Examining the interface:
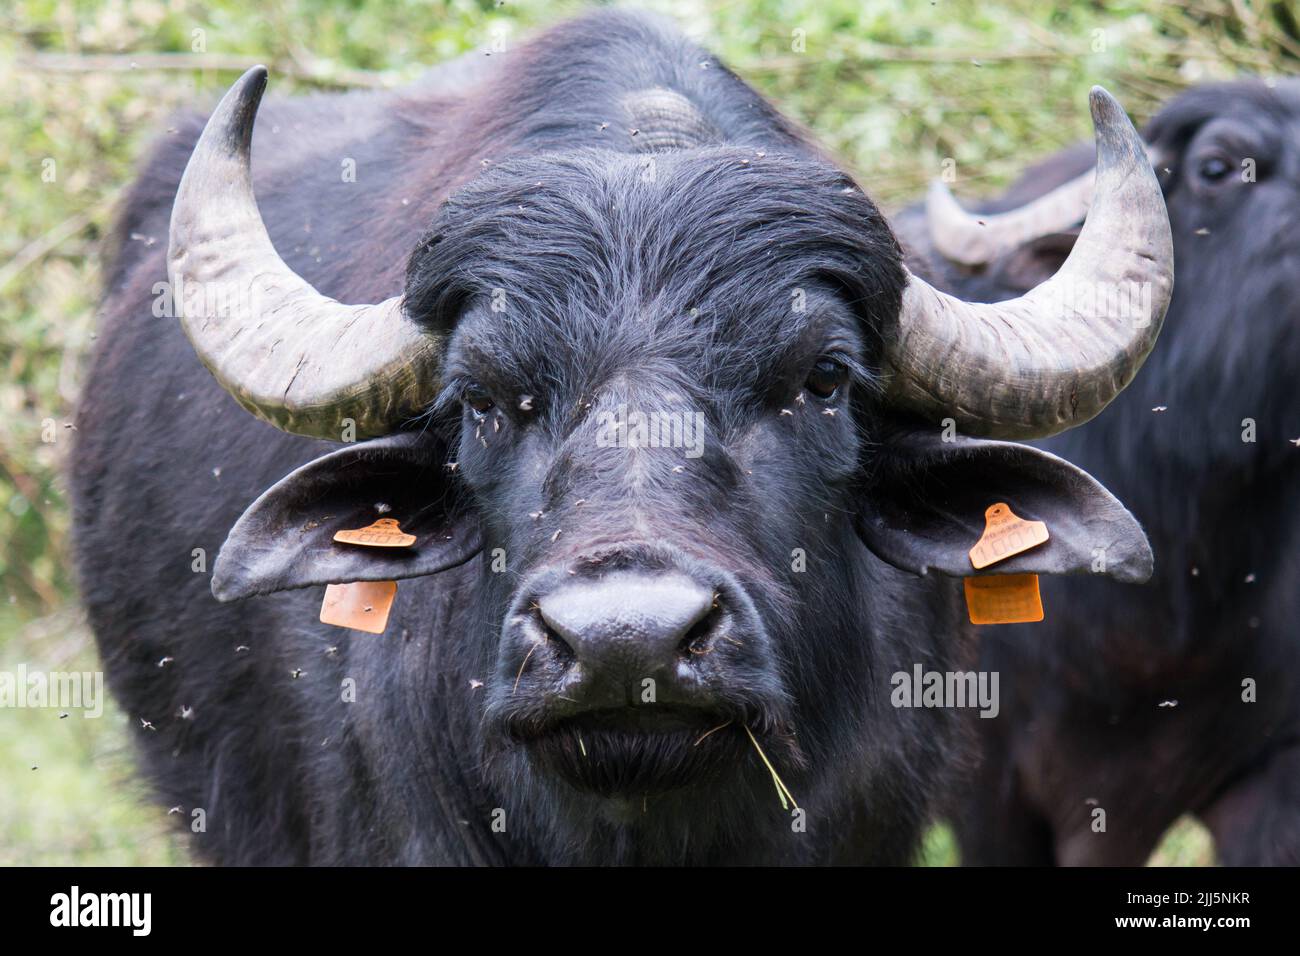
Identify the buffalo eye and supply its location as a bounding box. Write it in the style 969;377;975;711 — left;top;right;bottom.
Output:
805;357;848;400
463;382;495;415
1196;154;1232;184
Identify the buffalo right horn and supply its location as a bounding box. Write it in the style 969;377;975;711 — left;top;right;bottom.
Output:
883;87;1174;440
167;66;442;440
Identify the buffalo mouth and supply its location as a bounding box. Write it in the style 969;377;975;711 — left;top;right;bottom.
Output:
513;706;750;797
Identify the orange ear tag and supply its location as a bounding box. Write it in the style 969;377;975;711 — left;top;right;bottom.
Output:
968;502;1049;570
965;502;1050;625
324;518;409;633
333;518;416;549
963;574;1044;625
320;581;397;634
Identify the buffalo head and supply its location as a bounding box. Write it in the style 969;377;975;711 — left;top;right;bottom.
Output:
168;68;1172;814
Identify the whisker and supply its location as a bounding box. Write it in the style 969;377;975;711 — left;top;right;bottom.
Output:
694;719;732;746
512;641;540;695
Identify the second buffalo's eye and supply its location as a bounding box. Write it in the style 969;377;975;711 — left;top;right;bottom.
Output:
806;358;848;400
464;383;495;415
1197;155;1232;183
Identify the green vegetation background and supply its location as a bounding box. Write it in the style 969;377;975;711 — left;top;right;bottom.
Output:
2;0;1296;865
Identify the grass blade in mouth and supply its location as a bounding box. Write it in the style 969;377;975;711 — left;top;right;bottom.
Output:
744;724;799;811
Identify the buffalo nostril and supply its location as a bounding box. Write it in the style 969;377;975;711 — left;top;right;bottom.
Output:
532;604;576;665
679;598;722;656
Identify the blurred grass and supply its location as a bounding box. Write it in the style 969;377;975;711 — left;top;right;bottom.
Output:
0;606;189;864
915;812;1214;866
2;0;1293;864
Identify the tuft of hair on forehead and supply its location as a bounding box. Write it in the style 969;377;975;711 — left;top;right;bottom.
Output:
403;147;906;380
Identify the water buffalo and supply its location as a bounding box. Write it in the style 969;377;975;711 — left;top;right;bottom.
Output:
71;10;1173;865
905;79;1300;865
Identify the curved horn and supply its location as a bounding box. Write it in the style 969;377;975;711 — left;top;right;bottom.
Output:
167;66;440;439
886;87;1173;440
926;171;1094;266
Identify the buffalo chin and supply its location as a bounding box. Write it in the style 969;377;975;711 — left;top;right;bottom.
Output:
523;710;746;797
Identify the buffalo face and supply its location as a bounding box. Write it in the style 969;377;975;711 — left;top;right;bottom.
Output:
408;150;900;800
1144;82;1300;395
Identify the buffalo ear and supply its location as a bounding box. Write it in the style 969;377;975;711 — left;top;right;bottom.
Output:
856;430;1152;583
212;433;481;602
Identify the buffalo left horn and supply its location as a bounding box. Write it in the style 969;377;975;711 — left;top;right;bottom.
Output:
925;170;1095;267
886;87;1173;440
167;66;441;439
925;140;1162;267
